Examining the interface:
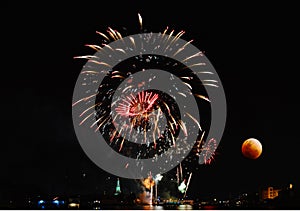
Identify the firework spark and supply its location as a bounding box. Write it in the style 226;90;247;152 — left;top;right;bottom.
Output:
183;172;192;198
138;13;143;30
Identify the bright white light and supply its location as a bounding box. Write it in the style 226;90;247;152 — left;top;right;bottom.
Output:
38;200;44;204
53;200;59;205
69;203;79;208
178;181;186;193
154;174;163;182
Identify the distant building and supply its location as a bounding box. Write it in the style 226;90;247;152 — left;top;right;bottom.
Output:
114;178;121;195
261;187;281;200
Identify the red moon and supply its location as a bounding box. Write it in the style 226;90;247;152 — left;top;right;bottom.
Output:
241;138;262;159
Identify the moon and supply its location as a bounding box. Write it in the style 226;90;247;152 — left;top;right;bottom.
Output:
241;138;262;159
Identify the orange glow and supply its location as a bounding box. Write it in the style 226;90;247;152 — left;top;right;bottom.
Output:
142;177;155;189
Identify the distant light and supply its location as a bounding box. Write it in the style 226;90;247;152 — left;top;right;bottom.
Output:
154;205;164;210
290;183;293;189
38;200;45;204
69;203;79;208
53;200;59;205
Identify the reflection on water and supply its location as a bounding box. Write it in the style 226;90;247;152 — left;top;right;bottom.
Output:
140;204;194;210
99;204;195;210
137;204;194;210
177;204;193;210
141;205;164;210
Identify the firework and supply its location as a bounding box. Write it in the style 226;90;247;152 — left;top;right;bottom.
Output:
178;179;187;194
72;13;224;179
141;176;155;190
183;172;192;198
115;91;159;133
198;138;218;165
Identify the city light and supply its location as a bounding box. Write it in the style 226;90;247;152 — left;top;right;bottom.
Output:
52;200;59;205
38;200;44;204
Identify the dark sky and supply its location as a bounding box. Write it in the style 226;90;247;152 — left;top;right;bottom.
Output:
1;1;299;200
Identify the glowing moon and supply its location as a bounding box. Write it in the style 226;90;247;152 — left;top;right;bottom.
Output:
241;138;262;159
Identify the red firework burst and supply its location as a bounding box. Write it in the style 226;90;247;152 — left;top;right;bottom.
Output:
198;138;218;164
115;91;159;131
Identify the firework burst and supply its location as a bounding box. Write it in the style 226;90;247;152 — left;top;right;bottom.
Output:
115;91;158;132
197;138;218;165
72;13;222;178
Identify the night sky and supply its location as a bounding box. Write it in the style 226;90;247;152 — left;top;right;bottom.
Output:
1;1;298;201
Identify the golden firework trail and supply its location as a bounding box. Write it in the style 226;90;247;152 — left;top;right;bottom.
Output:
138;13;143;30
194;94;210;102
